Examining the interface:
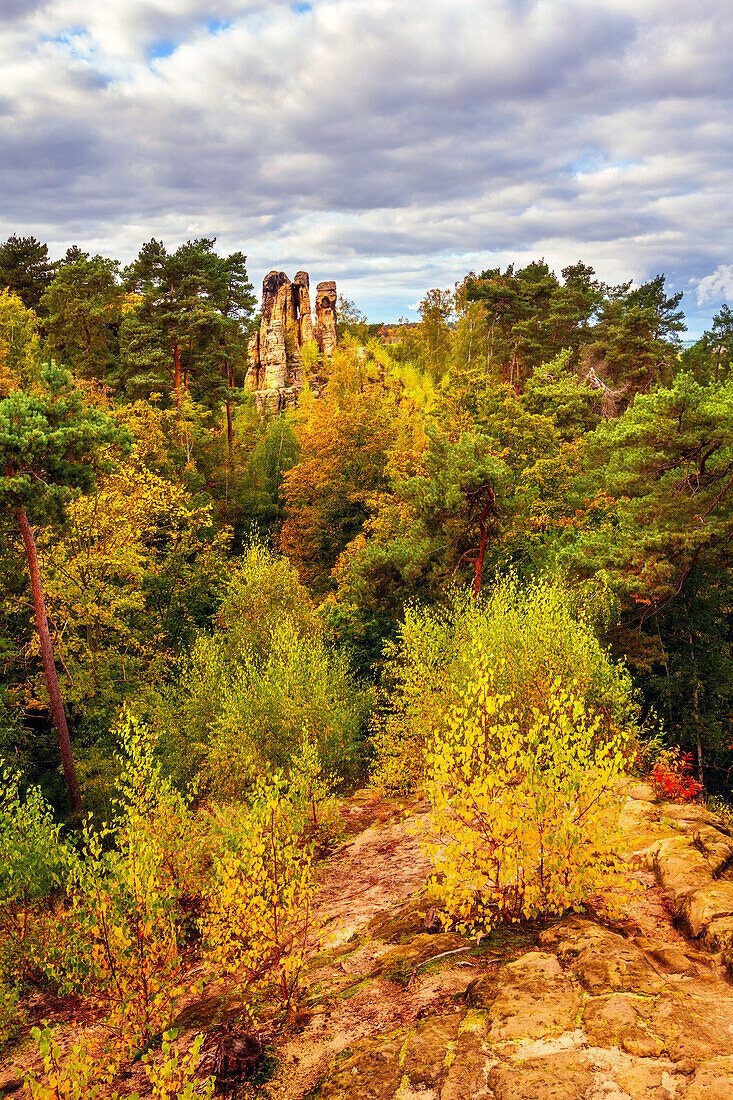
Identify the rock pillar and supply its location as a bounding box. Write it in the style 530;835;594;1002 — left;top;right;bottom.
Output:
315;280;338;357
245;269;337;404
294;271;314;346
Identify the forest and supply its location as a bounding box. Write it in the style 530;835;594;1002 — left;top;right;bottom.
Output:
1;231;733;1092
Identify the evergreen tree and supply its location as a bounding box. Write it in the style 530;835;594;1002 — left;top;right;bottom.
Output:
591;274;685;396
0;235;54;313
0;365;131;818
41;254;127;385
121;238;254;411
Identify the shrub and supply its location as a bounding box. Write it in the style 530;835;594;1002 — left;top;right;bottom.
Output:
215;536;320;653
151;540;374;794
25;1024;214;1100
64;720;205;1056
372;577;640;793
142;1029;215;1100
25;1025;121;1100
207;616;371;791
0;768;75;1048
423;645;633;931
650;748;704;803
204;773;317;1014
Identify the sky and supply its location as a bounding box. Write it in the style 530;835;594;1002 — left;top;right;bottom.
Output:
0;0;732;334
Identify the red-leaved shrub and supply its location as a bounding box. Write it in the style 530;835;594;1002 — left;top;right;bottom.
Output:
650;748;703;803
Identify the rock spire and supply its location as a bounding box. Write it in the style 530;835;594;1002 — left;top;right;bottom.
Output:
246;269;337;410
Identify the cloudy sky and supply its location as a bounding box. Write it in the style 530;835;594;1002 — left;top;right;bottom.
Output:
0;0;731;333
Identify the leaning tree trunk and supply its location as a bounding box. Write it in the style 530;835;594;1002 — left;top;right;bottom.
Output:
14;502;82;821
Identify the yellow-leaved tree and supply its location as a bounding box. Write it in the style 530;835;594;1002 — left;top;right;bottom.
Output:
423;643;634;932
204;772;317;1015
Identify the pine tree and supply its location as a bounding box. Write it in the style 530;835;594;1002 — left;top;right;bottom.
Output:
0;365;131;818
0;235;54;313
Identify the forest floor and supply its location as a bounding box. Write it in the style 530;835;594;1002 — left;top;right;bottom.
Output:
4;783;733;1099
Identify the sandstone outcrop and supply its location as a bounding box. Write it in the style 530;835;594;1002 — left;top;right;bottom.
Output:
246;268;337;413
314;280;337;356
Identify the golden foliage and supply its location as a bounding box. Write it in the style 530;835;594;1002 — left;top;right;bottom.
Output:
423;645;634;932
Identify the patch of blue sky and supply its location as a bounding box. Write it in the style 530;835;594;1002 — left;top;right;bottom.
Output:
291;3;312;13
45;28;95;61
146;38;178;60
570;153;634;177
206;19;232;34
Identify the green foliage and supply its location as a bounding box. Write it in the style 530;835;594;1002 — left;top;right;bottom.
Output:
120;237;254;409
371;578;639;794
64;719;204;1056
0;768;70;992
155;614;372;797
148;539;373;795
216;406;299;545
142;1030;215;1100
30;414;229;745
0;364;132;526
40;254;128;386
466;260;603;386
215;535;318;653
25;1024;122;1100
0;234;54;313
522;348;601;440
423;647;632;931
24;1024;214;1100
570;373;733;607
591;274;685;395
208;618;369;793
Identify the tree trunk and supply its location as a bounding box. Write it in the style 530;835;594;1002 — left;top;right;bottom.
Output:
472;501;490;597
225;361;234;462
14;501;82;821
173;343;181;408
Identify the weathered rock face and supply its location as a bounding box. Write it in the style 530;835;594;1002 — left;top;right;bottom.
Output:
293;271;314;346
315;279;337;356
245;268;337;412
260;270;291;391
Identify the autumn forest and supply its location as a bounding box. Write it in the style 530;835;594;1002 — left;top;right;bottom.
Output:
1;231;733;1087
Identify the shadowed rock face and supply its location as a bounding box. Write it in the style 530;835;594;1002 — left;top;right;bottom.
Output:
315;279;337;356
294;271;314;345
246;269;336;401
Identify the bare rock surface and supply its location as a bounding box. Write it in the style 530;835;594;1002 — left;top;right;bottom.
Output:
275;782;733;1099
314;280;337;356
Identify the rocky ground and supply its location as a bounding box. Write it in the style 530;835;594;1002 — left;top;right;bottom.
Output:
5;783;733;1099
263;783;733;1099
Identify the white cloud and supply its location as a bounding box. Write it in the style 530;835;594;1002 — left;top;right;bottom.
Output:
0;0;731;328
695;265;733;306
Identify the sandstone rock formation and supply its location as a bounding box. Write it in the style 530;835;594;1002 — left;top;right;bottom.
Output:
294;271;314;346
6;783;733;1097
314;280;337;357
245;269;337;413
